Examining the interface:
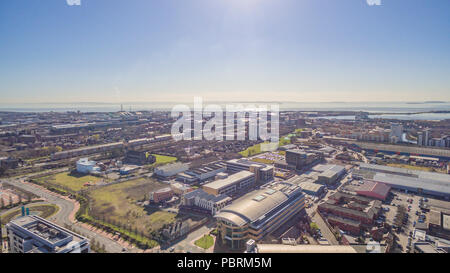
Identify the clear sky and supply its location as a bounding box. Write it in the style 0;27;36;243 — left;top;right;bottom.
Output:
0;0;449;103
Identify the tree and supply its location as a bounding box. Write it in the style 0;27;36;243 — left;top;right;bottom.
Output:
310;222;319;232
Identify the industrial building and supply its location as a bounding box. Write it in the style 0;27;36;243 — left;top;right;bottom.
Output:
225;159;274;183
149;187;174;203
202;170;255;196
5;215;90;253
358;163;450;198
252;244;357;253
355;181;391;201
154;162;189;178
215;182;306;249
181;189;232;215
285;175;326;196
298;182;326;196
177;161;226;183
312;164;346;185
428;210;450;240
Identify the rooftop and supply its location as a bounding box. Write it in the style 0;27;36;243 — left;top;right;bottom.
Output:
203;170;255;191
155;162;189;172
355;180;391;199
215;183;303;226
256;244;357;253
183;189;231;203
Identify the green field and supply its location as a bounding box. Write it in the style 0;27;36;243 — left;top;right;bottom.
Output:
152;154;177;165
35;172;103;192
239;136;292;157
89;178;176;236
194;235;214;249
1;204;59;227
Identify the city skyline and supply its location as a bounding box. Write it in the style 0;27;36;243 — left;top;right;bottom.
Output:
1;0;450;103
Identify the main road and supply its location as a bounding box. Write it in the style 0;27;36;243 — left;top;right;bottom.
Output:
2;177;127;253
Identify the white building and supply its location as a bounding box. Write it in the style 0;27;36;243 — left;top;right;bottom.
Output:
6;215;90;253
181;189;232;215
76;158;100;174
154;162;189;178
389;123;403;143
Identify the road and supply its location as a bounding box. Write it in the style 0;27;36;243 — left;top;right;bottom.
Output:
160;223;214;253
305;171;353;246
2;177;126;253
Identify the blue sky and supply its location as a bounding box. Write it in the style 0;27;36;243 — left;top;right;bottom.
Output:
0;0;449;103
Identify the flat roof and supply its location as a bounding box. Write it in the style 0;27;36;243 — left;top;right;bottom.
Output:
203;171;254;190
156;162;188;172
443;214;450;231
313;164;345;174
355;181;391;199
299;182;324;193
370;172;450;196
256;244;357;253
348;141;450;158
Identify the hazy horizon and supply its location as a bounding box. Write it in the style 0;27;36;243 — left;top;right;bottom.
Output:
1;0;450;103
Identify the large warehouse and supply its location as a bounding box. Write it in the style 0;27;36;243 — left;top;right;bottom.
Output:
355;181;392;201
358;163;450;199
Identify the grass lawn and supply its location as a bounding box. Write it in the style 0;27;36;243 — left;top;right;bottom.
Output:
194;235;214;249
1;204;59;227
239;136;291;157
153;154;177;164
89;178;176;236
145;154;177;168
36;171;103;192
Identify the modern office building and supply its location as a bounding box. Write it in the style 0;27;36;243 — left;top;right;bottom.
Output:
285;149;309;170
215;182;306;249
76;158;100;174
6;215;90;253
389;123;404;143
181;189;232;215
225;159;274;183
202;170;255;196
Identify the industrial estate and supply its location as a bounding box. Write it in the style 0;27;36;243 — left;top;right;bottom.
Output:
1;110;449;253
